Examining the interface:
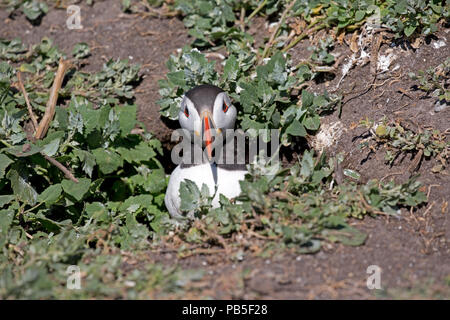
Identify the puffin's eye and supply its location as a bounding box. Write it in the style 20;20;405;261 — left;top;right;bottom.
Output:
223;101;229;113
184;107;189;118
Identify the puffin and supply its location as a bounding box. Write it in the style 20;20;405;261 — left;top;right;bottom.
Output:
164;84;248;219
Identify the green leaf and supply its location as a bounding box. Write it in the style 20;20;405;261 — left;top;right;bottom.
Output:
73;150;96;177
41;138;60;157
92;149;123;174
343;169;361;181
325;226;367;246
301;90;314;109
4;144;42;157
119;194;153;213
223;55;238;81
179;179;201;212
355;10;365;22
86;202;108;220
303;115;320;130
7;169;38;205
0;195;14;208
117;141;156;164
37;184;62;205
72;42;90;59
0;154;13;178
404;25;416;37
117;104;137;136
0;209;14;247
61;178;91;201
285;119;307;137
167;70;186;87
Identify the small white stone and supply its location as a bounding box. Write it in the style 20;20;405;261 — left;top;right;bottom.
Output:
432;40;446;49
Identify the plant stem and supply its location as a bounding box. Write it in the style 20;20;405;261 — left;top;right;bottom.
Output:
0;140;13;148
282;22;327;52
247;0;267;22
260;0;296;61
23;202;44;214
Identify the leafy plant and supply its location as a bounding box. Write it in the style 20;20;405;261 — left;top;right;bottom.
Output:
0;37;172;298
1;0;48;21
409;57;449;103
309;36;335;66
175;150;427;253
359;118;449;172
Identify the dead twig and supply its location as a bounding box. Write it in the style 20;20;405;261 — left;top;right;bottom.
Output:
43;154;79;183
23;58;78;183
408;149;423;173
35;58;71;139
17;71;39;130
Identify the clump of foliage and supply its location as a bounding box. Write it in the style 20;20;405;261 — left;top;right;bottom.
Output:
308;36;335;66
409;57;449;103
175;151;427;254
359;118;449;172
169;0;449;53
1;0;48;22
0;38;177;298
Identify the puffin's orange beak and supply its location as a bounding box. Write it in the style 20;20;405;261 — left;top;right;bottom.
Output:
201;112;215;160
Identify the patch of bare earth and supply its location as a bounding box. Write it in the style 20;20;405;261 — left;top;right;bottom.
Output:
1;2;448;299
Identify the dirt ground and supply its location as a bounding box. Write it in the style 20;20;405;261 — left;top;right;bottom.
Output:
1;1;448;299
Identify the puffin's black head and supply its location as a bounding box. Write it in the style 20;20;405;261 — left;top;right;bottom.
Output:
179;84;237;159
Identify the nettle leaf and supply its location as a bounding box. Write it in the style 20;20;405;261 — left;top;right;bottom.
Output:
285;119;307;137
300;150;315;178
355;10;365;22
85;202;108;220
119;194;153;213
0;154;13;178
41;138;60;157
72;42;90;59
167;71;186;87
343;169;361;181
55;107;69;130
144;169;167;194
223;55;239;81
268;52;288;84
325;226;367;246
301;90;314;109
404;25;416;37
21;0;48;21
179;179;201;212
303;114;320;131
0;209;14;248
37;184;62;205
117;104;137;136
92;149;123;174
73;150;96;178
61;178;91;201
4;144;42;157
7;169;38;205
0;195;15;208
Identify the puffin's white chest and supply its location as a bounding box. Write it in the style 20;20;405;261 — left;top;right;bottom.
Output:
164;163;247;219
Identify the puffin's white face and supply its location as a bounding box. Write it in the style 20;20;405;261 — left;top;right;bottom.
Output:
178;85;237;159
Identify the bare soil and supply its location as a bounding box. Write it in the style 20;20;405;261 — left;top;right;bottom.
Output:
1;0;448;299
